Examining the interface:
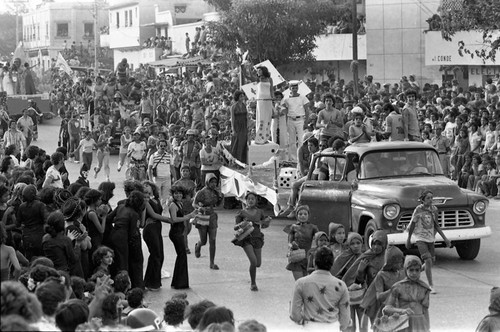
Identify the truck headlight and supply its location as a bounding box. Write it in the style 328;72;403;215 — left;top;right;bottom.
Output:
383;204;400;220
473;200;487;215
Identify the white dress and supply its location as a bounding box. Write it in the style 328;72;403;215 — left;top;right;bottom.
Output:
2;73;15;96
255;80;272;144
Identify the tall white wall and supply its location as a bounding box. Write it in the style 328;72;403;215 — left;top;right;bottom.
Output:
366;0;442;85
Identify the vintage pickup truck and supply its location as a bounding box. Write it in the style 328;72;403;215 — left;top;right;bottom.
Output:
297;141;491;260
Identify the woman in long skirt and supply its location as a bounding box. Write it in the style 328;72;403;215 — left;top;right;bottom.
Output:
229;90;248;164
142;181;172;291
109;190;145;289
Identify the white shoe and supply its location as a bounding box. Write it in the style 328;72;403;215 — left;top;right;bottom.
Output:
430;287;437;294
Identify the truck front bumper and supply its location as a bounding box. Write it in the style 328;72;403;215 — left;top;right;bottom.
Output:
387;226;492;245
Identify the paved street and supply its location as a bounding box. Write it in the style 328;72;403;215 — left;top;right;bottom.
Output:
35;118;500;331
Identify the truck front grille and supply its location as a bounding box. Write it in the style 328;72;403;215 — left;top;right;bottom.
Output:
396;210;474;231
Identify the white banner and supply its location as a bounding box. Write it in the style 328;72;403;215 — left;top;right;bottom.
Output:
253;60;285;86
55;52;73;76
219;166;280;215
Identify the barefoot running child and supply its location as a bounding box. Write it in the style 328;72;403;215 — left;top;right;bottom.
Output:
328;222;346;258
232;192;271;291
286;205;318;280
406;189;451;294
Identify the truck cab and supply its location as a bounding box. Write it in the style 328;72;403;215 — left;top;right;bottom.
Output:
297;142;491;260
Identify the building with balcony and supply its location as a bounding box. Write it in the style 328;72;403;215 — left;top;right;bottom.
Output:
104;0;214;70
366;0;499;88
22;0;108;71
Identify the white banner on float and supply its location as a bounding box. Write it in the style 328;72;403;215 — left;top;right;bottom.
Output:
253;60;285;86
241;82;258;100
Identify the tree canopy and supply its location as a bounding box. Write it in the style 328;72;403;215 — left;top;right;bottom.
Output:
0;14;18;60
204;0;350;66
439;0;500;62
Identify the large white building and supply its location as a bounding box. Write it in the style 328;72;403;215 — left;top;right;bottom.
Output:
101;0;214;70
21;0;108;70
366;0;499;87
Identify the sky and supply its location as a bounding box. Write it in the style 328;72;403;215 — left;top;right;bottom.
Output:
0;0;98;14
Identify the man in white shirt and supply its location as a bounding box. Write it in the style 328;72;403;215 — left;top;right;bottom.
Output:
290;246;350;329
128;129;147;180
281;81;310;162
148;139;171;207
17;108;34;146
43;151;66;188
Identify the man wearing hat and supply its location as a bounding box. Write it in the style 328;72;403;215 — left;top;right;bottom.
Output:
127;128;148;181
281;81;310;162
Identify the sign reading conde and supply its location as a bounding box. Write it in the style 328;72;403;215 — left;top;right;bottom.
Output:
425;31;499;66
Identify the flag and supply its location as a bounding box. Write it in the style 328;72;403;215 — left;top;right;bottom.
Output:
241;82;258;100
11;41;27;65
253;60;285;86
55;52;72;76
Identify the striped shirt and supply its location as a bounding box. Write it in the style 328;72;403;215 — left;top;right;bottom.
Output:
148;151;171;178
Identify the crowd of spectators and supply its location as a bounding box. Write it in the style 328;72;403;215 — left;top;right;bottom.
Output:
1;42;500;330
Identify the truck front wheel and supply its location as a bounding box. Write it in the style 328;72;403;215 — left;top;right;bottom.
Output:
455;239;481;260
363;220;378;248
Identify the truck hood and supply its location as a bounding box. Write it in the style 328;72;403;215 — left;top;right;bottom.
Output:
356;176;467;208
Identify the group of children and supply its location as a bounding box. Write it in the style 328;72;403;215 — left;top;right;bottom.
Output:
282;189;454;332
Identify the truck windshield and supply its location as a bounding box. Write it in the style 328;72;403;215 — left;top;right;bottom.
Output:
359;150;444;179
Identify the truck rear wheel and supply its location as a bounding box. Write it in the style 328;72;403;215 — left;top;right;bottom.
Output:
455;239;480;260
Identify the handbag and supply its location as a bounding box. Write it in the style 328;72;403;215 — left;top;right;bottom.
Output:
287;248;306;264
373;312;409;332
348;284;367;305
151;153;166;177
234;221;254;241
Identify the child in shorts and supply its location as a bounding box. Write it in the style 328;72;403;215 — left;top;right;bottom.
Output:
406;189;451;294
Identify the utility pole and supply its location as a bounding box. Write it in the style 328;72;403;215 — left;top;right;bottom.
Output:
351;0;359;98
94;0;99;75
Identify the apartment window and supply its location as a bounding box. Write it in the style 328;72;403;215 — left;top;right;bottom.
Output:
116;12;120;28
135;7;138;17
125;10;128;27
84;23;94;37
175;5;187;13
56;23;69;37
45;22;49;37
129;10;133;26
37;24;40;40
